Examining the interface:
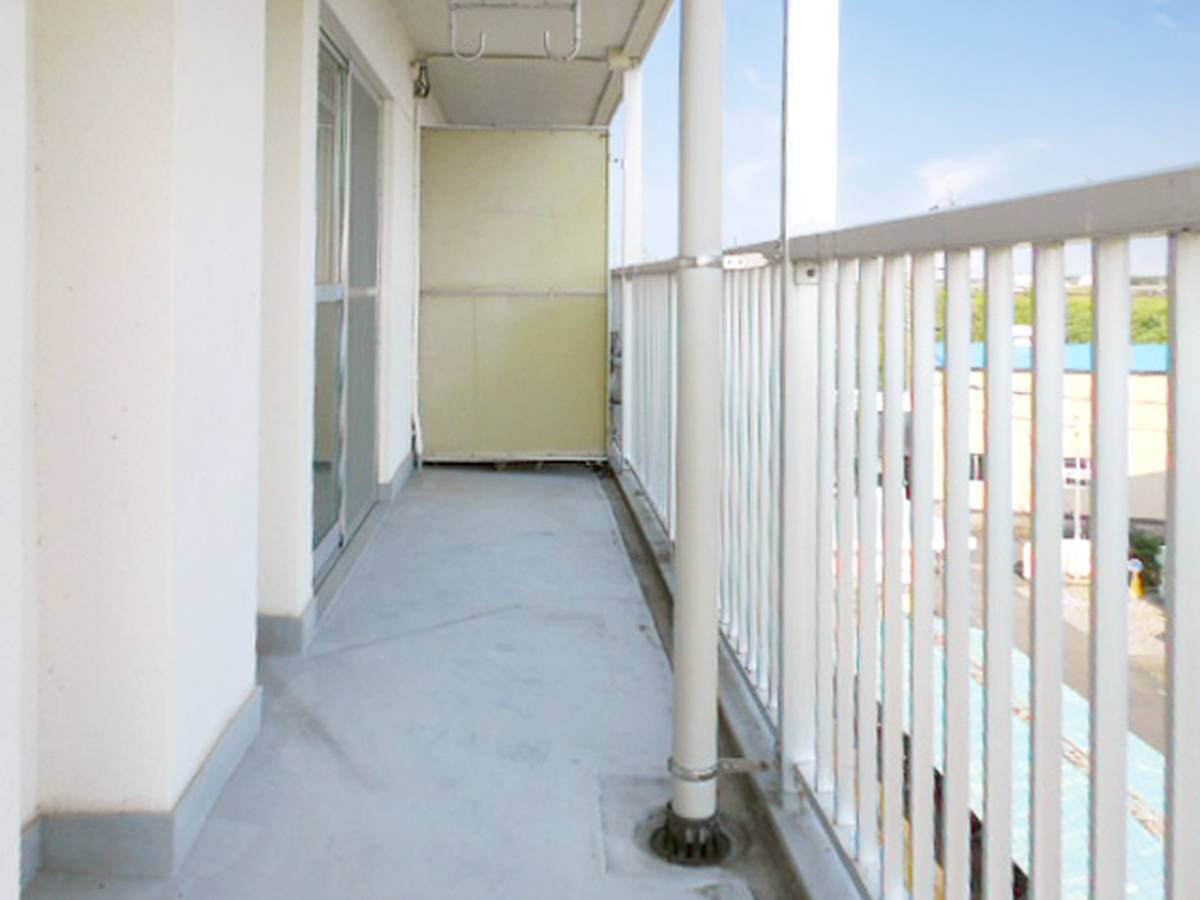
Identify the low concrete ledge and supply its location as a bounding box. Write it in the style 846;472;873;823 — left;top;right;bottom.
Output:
258;453;413;655
20;819;43;888
378;452;416;503
611;466;866;900
32;686;262;879
257;600;318;656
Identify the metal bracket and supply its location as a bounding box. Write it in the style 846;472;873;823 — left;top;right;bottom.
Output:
668;757;772;782
543;0;583;62
721;251;775;271
792;261;819;286
668;757;719;783
678;252;778;272
718;757;772;776
449;3;486;61
678;255;724;271
448;1;583;64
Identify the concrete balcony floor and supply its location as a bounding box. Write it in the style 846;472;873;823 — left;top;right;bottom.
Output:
27;465;795;899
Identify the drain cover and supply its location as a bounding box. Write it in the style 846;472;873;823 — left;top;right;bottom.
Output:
646;805;737;867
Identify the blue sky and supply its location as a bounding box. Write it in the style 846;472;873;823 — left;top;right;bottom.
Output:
610;0;1200;266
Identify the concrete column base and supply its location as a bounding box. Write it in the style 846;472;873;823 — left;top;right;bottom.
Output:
258;454;414;655
25;688;262;880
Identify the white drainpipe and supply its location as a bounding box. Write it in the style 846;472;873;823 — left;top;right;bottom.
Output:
668;0;724;831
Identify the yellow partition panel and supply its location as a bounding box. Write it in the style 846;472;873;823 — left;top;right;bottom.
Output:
419;127;608;460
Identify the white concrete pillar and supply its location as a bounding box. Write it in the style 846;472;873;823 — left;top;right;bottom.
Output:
32;0;264;874
782;0;839;236
620;65;643;463
778;0;839;792
671;0;724;824
1;3;29;894
260;0;321;630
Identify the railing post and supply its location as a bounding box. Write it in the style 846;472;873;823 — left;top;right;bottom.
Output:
778;0;838;799
1168;231;1200;899
1089;237;1130;900
656;0;727;864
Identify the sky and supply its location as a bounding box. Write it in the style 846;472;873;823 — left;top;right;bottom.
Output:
609;0;1200;271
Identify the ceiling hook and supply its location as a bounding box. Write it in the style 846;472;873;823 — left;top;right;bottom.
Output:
543;0;582;62
450;3;486;62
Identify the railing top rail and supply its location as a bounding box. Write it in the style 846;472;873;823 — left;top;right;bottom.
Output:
612;164;1200;277
611;258;682;277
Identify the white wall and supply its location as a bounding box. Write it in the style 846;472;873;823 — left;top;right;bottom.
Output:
260;0;320;619
33;0;264;812
259;0;442;619
168;0;266;800
34;0;175;814
1;1;29;891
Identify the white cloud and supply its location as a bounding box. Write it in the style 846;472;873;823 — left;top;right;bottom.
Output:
916;138;1048;209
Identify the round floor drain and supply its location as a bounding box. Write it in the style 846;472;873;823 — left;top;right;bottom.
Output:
641;805;744;868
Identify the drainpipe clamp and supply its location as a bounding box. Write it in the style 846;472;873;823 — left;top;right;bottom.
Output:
677;254;724;270
667;757;720;783
667;757;772;782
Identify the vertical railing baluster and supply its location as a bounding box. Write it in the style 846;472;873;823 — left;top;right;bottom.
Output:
633;278;643;482
758;267;774;700
643;276;653;510
984;246;1014;900
1031;242;1064;900
657;275;667;522
857;256;882;877
669;272;679;539
748;269;763;676
649;276;659;517
910;251;937;900
722;272;733;631
729;267;748;657
622;275;633;466
782;257;820;785
734;271;744;652
943;249;973;900
881;255;906;899
769;263;783;713
816;258;838;798
661;274;670;524
642;276;652;507
1167;231;1200;899
628;278;637;475
836;257;859;830
1090;237;1130;900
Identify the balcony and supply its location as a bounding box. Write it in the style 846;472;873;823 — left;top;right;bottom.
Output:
23;465;803;899
5;0;1200;898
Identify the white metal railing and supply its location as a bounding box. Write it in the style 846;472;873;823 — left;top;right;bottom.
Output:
721;261;784;710
620;268;678;539
614;165;1200;899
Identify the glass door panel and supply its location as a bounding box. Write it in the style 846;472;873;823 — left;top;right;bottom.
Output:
343;74;380;536
313;39;348;565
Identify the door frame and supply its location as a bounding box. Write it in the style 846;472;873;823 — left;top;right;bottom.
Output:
313;30;383;583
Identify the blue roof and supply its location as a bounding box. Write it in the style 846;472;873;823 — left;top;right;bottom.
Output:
934;343;1168;373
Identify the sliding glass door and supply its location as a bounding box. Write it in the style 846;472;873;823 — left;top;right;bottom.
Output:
344;74;380;536
313;36;380;580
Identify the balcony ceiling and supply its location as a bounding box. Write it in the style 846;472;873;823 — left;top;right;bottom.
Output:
392;0;672;126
